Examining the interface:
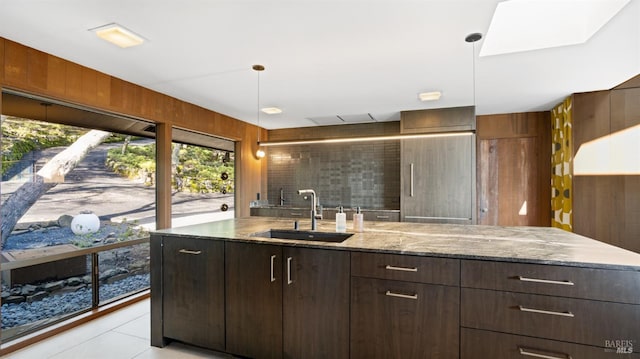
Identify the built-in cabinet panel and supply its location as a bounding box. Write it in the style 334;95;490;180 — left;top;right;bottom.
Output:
461;328;639;358
351;277;459;359
460;259;640;357
226;242;283;359
476;112;551;226
160;237;225;350
283;247;350;359
401;135;475;223
225;242;350;359
401;106;475;133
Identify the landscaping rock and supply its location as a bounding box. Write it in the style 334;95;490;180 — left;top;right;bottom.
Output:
20;284;38;296
58;215;74;228
26;291;48;303
67;277;84;286
43;281;65;292
5;296;25;305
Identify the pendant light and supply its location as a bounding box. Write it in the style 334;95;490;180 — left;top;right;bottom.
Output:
253;64;266;159
465;33;482;109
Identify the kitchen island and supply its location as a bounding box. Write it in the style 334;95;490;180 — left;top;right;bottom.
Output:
151;218;640;358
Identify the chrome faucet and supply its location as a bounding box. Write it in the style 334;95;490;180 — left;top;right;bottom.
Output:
297;189;318;230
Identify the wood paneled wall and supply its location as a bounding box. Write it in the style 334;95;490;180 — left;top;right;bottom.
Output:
476;112;551;227
573;81;640;253
0;37;263;218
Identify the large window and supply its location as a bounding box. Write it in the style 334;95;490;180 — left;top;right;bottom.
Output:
1;93;234;342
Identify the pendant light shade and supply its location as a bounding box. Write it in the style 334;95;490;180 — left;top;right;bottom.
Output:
253;64;266;159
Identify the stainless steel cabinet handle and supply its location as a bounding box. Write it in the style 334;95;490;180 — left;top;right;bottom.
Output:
410;163;414;197
518;347;571;359
287;257;293;285
270;255;276;282
385;291;418;300
376;215;390;219
385;265;418;272
290;212;303;217
518;305;574;317
178;249;202;255
517;276;574;286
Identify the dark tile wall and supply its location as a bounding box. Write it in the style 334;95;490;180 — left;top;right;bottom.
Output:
267;140;400;210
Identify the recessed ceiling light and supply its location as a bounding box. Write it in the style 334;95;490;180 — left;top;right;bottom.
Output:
261;107;282;115
91;23;144;48
418;91;442;101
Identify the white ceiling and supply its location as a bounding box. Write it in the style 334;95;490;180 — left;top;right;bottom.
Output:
1;0;638;130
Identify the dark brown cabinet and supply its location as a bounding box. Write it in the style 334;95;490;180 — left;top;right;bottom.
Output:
460;260;640;357
225;242;350;359
225;242;283;358
151;236;225;350
350;252;460;359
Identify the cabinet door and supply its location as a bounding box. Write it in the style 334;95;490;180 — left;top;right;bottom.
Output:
226;242;283;359
401;136;475;223
283;247;350;359
162;237;224;350
351;277;460;359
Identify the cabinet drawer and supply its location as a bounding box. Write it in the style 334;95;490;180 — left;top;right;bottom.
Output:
461;260;640;304
461;288;640;348
351;277;459;359
363;211;400;222
352;252;459;286
462;328;639;358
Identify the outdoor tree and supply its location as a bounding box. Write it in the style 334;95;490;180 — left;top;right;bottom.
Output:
0;129;112;245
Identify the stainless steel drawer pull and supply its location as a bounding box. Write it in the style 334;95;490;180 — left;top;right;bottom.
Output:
287;257;293;285
517;276;575;286
376;215;390;219
385;265;418;272
290;212;303;217
385;291;418;300
178;249;202;255
518;305;575;317
518;347;571;359
270;255;276;282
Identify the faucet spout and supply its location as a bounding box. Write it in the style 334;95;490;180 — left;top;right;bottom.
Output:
297;189;317;230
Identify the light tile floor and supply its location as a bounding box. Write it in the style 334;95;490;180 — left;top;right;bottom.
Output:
5;298;235;359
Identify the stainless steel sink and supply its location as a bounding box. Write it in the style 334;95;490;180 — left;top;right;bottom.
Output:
251;229;353;243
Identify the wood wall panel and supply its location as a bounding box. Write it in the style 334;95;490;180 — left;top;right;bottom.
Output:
27;48;47;91
476;112;551;227
614;74;640;90
4;41;27;85
572;91;611;147
46;56;67;97
0;39;4;83
611;87;640;132
1;37;261;218
573;88;640;253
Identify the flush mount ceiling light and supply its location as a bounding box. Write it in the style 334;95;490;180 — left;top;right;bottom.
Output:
91;23;144;48
261;107;282;115
418;91;442;102
480;0;631;56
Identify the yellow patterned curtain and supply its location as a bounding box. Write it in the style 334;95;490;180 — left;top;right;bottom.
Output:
551;97;573;231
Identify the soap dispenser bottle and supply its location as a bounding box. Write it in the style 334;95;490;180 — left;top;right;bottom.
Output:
336;206;347;232
353;206;364;232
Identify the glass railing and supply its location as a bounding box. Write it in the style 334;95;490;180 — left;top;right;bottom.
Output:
0;237;149;342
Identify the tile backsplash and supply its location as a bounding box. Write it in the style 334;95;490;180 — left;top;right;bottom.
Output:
266;140;400;210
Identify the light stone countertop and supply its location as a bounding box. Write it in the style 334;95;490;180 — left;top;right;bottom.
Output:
152;217;640;270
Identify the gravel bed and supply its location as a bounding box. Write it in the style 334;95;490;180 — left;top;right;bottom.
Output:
1;273;149;329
